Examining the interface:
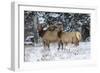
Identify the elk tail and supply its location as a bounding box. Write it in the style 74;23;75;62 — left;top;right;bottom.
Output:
75;32;81;41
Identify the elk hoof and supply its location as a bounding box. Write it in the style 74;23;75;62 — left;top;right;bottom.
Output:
48;48;50;51
61;48;64;50
58;48;61;51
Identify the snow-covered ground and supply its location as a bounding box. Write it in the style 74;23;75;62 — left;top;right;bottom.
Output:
24;42;90;62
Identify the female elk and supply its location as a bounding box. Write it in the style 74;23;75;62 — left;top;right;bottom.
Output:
58;31;81;50
37;24;61;50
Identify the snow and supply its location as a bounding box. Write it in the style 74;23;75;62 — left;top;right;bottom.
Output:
24;36;34;45
26;36;34;41
24;42;90;62
24;41;33;45
49;13;60;17
38;17;45;24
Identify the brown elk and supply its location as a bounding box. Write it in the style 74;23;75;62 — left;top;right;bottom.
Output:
58;31;81;50
37;24;62;50
37;24;81;50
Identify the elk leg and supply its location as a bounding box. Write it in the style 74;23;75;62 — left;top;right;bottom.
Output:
61;42;63;50
48;43;49;49
75;41;79;46
65;42;68;46
46;41;50;51
58;42;61;50
43;41;46;49
47;43;50;50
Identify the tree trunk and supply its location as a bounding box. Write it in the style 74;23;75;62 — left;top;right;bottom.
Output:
33;12;38;43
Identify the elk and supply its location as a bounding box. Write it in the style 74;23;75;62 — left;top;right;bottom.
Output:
58;31;81;50
37;24;81;50
37;24;61;50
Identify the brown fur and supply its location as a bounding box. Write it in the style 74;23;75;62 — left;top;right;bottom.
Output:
38;24;60;49
42;30;60;49
38;24;81;50
60;32;81;46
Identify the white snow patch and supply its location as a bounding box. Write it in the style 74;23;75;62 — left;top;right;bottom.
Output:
24;42;90;62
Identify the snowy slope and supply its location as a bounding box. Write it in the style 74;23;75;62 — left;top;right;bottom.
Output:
24;42;90;62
